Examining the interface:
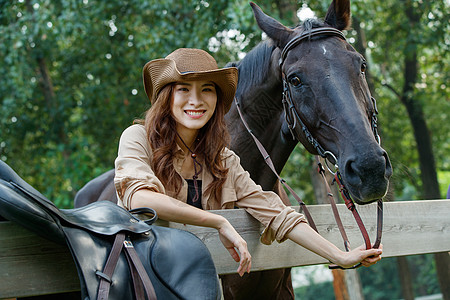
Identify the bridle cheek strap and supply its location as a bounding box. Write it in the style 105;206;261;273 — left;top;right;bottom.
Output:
282;73;328;159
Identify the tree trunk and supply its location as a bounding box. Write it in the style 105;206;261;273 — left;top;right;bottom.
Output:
400;48;440;200
332;269;350;300
346;269;364;300
401;2;450;299
434;252;450;300
397;256;415;300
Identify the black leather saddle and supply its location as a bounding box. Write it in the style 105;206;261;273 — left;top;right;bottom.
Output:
0;161;220;300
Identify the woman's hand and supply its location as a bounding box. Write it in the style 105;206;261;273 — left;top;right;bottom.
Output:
286;222;383;269
336;244;383;268
217;220;252;277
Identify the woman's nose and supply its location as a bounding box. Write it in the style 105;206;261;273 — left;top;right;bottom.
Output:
188;91;202;105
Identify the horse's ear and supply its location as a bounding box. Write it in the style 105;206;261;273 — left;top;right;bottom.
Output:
250;2;293;49
324;0;351;30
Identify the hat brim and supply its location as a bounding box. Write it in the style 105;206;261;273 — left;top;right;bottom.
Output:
143;59;238;113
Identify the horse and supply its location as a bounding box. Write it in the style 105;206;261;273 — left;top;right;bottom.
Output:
74;0;392;298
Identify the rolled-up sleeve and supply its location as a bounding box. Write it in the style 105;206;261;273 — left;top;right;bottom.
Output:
225;151;306;245
114;124;165;209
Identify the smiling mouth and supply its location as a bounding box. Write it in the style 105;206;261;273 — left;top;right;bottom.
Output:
185;110;206;118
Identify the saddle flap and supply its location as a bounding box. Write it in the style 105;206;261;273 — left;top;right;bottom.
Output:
61;201;151;235
149;226;221;299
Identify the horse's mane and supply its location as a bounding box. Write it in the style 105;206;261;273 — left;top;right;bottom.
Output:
225;19;326;95
226;40;276;96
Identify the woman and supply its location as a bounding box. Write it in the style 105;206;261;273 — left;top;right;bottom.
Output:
114;48;382;278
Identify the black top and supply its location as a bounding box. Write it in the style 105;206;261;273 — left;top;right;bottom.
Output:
186;179;202;209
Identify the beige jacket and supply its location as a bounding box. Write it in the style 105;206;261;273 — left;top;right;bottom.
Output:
114;124;306;245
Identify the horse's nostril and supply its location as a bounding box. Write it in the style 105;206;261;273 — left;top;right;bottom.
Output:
344;160;362;187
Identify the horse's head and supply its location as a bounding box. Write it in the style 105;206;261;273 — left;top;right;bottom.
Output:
250;0;392;204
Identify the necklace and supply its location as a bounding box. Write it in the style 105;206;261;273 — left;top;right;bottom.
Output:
176;132;203;203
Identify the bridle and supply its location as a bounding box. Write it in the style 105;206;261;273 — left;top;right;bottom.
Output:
235;27;383;269
279;27;381;160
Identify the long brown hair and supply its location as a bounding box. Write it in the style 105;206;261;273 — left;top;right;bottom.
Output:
143;83;230;201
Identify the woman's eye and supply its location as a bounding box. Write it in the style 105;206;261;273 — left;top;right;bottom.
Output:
202;85;216;93
361;62;367;74
289;76;302;87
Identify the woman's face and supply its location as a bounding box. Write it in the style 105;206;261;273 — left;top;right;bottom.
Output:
171;80;217;137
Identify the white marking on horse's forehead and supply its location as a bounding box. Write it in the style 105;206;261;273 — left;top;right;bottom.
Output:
321;44;327;55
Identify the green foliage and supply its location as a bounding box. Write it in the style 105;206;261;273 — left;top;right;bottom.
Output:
294;280;335;300
358;257;403;299
358;255;440;299
0;0;248;207
293;255;441;300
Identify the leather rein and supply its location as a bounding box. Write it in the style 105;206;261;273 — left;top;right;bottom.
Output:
235;27;383;269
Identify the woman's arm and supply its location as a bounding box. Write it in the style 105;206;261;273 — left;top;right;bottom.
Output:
131;189;252;276
286;222;382;268
223;150;381;268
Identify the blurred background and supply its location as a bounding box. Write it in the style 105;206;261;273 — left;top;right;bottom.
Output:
0;0;448;299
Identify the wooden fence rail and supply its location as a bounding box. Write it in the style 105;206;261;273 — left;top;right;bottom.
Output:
1;200;449;298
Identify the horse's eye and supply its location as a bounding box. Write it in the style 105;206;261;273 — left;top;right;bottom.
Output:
361;62;367;74
289;76;302;87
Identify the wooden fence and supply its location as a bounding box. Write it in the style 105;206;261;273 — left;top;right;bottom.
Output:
1;199;449;298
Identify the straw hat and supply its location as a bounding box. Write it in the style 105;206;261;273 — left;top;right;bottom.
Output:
143;48;238;112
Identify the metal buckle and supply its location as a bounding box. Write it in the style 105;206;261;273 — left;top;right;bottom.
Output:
124;240;133;248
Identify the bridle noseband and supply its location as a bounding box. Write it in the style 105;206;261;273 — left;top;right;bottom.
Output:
235;27;383;269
